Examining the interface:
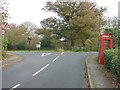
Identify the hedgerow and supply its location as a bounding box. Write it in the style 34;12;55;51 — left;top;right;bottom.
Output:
104;49;120;81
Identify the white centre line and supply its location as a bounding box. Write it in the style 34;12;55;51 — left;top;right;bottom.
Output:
53;56;60;62
33;64;49;76
10;84;20;90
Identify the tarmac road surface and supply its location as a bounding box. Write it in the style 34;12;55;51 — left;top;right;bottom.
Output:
2;52;96;89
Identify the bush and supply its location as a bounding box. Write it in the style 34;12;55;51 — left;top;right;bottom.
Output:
104;49;120;81
104;28;118;48
41;37;52;50
2;51;7;59
56;48;64;52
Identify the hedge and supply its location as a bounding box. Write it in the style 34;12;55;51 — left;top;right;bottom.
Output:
104;49;120;81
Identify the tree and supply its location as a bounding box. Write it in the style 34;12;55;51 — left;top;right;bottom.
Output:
0;0;9;21
6;23;27;50
41;1;107;50
104;28;118;48
6;23;40;50
107;17;118;29
41;36;52;50
104;17;119;49
37;28;51;37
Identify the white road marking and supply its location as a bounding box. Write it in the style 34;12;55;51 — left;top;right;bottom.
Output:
42;53;51;56
41;53;45;56
33;64;49;76
53;56;60;62
10;84;20;89
61;52;64;55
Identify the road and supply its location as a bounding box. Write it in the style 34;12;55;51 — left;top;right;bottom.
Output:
2;52;96;89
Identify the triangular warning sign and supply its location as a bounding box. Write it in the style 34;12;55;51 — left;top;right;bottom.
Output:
0;22;8;30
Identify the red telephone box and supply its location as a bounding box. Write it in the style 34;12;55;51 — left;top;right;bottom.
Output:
99;33;113;64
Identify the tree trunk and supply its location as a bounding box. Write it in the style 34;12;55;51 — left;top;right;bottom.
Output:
82;40;85;47
70;39;74;50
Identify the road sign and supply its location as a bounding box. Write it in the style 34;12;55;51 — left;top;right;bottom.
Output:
0;22;8;30
36;44;41;48
0;21;8;50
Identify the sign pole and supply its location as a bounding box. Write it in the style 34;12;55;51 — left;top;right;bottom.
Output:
1;22;8;51
2;30;4;50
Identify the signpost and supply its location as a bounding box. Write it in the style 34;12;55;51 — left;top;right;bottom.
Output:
28;36;32;51
36;42;41;50
0;20;8;90
0;22;8;50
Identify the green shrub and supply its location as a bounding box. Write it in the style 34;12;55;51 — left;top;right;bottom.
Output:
56;48;64;52
2;51;7;59
104;49;120;81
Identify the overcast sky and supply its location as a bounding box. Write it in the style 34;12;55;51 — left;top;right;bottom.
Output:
8;0;120;27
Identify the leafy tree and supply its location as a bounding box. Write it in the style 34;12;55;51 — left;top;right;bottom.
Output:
6;23;27;50
6;23;40;50
37;28;51;37
107;17;118;29
104;28;118;48
104;17;119;49
41;36;52;50
0;0;9;21
21;22;37;33
41;1;107;50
